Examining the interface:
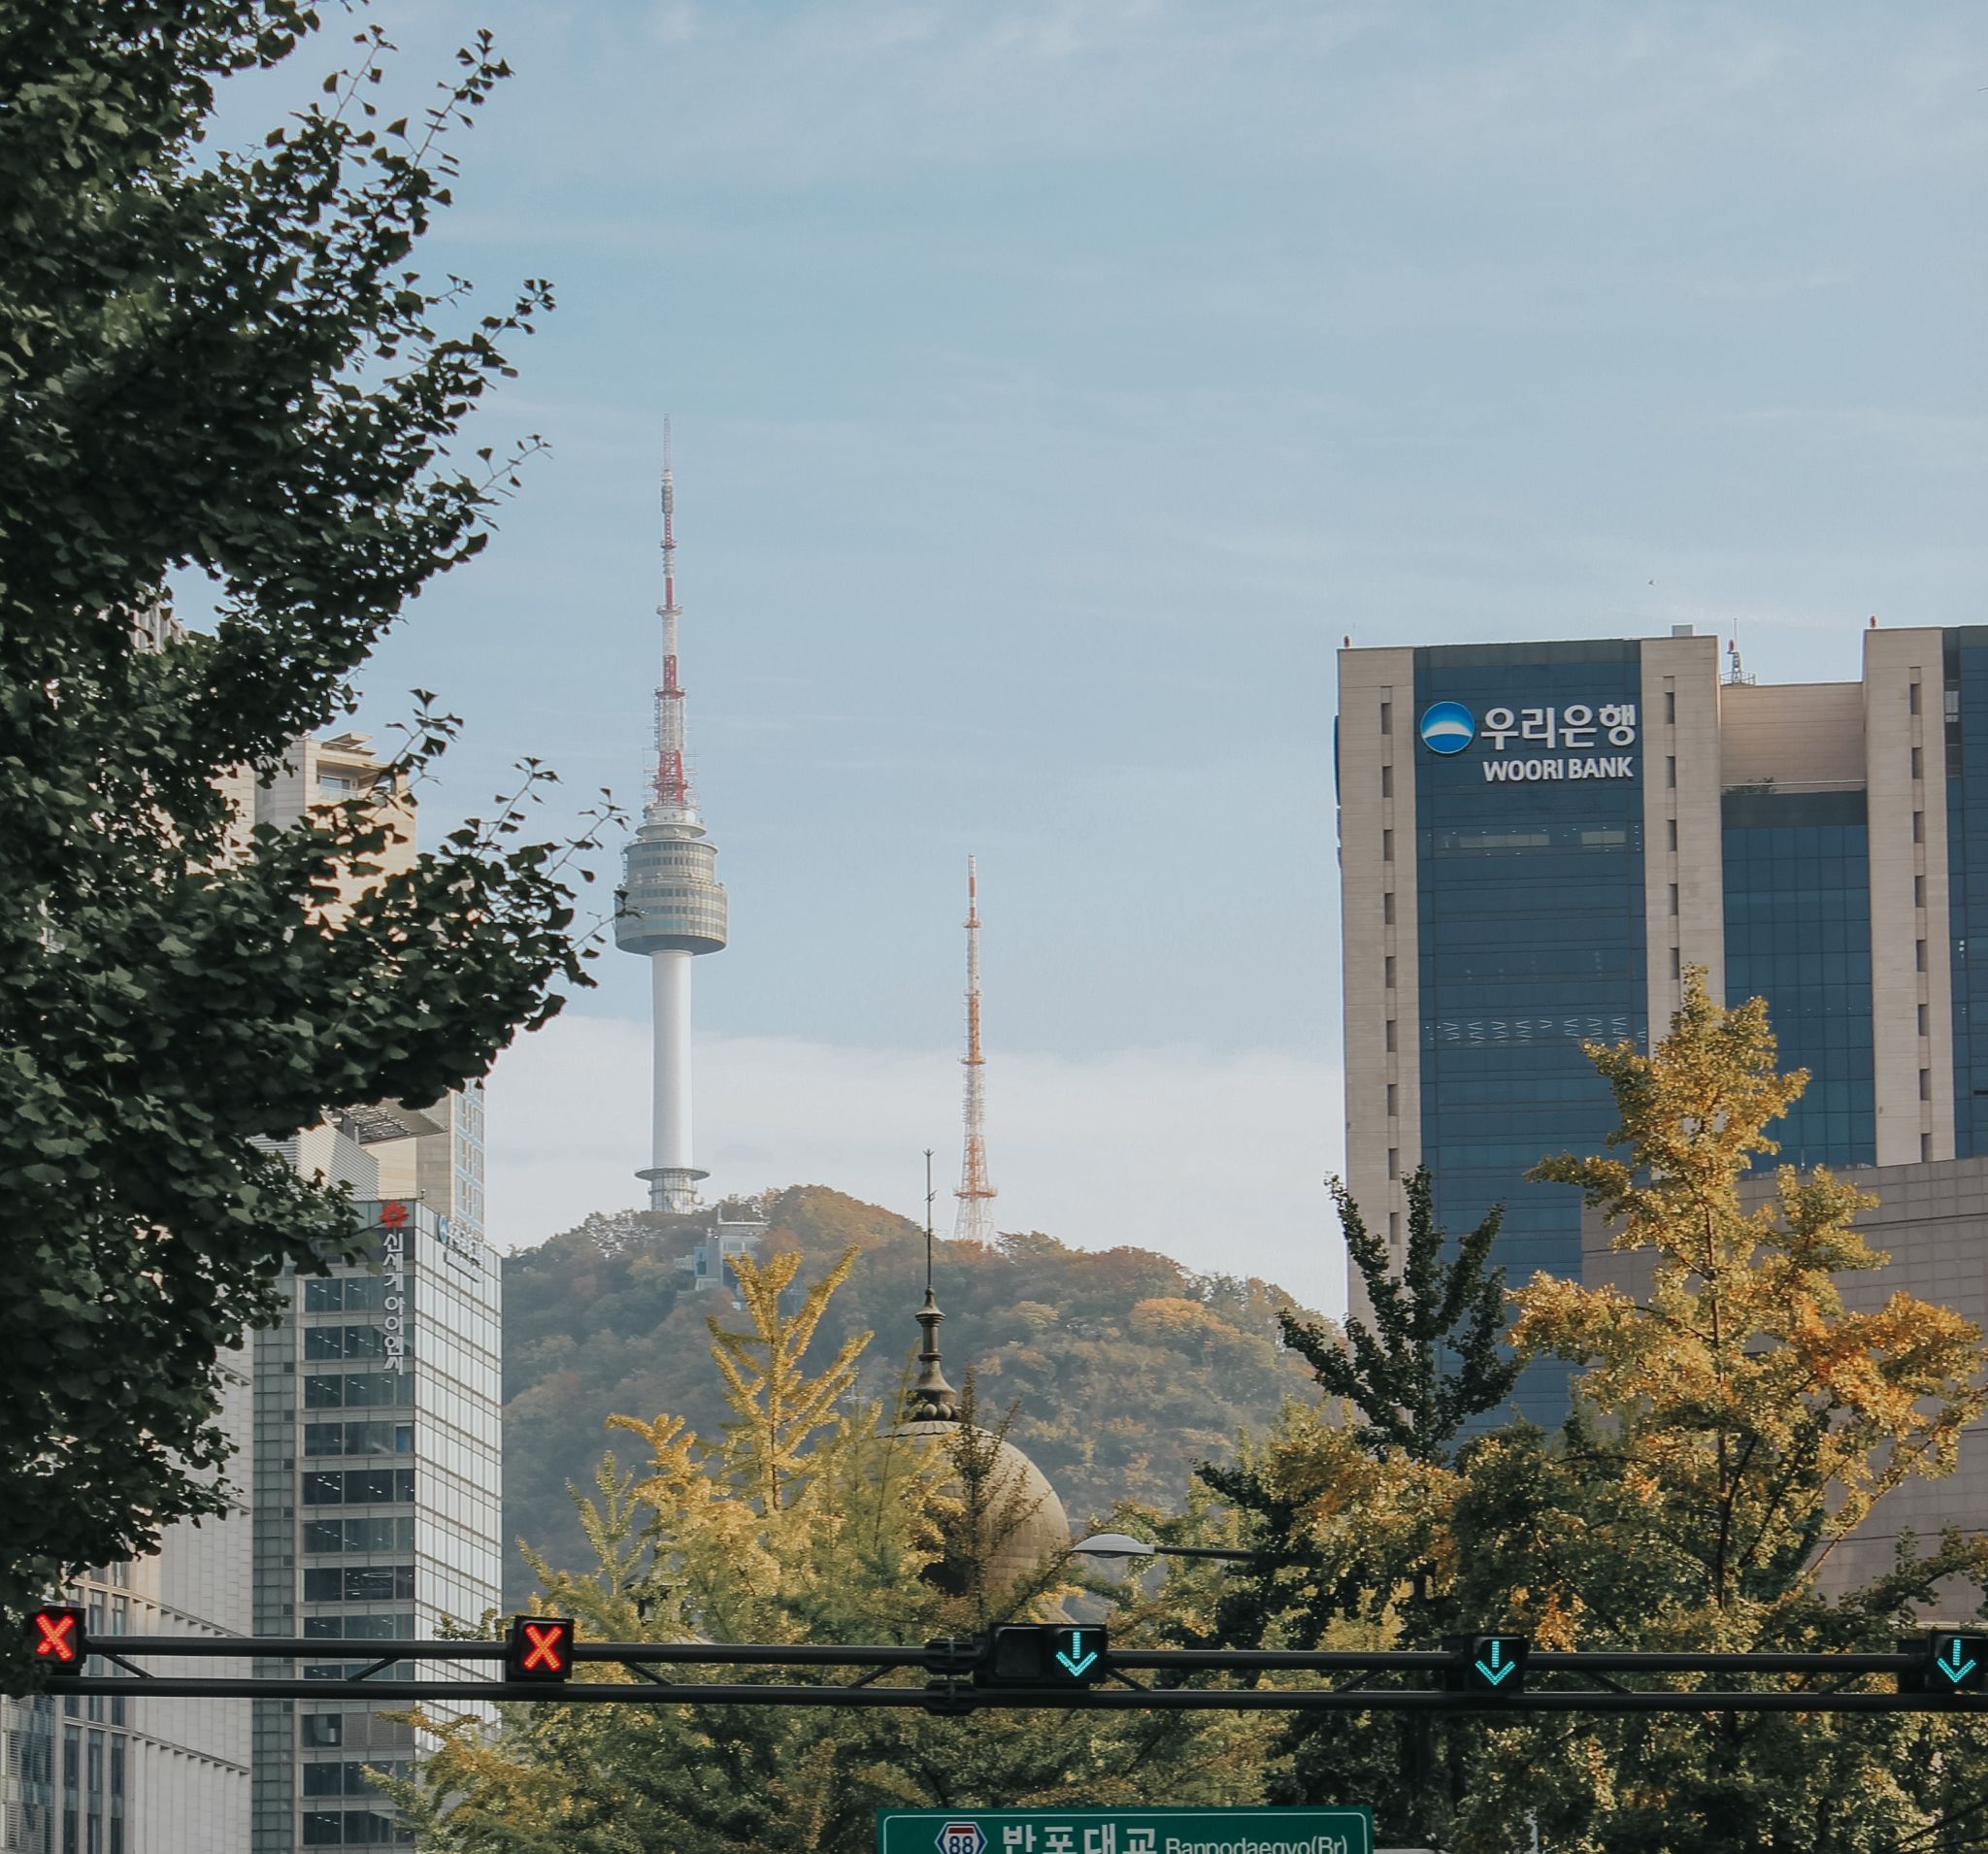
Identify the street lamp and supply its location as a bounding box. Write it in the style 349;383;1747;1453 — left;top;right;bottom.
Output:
1070;1532;1264;1565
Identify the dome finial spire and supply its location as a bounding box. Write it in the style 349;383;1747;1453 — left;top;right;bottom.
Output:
907;1146;959;1423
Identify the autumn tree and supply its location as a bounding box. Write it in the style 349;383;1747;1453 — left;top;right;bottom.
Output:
497;1191;1318;1603
1441;973;1988;1852
0;2;597;1658
390;1251;1271;1851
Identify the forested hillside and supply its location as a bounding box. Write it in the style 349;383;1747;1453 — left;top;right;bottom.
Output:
499;1187;1329;1604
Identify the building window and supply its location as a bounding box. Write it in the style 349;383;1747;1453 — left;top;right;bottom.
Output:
1382;829;1394;862
1380;764;1393;798
1379;701;1392;735
1666;756;1677;788
1919;1003;1929;1038
1671;946;1681;980
1388;1211;1400;1244
1911;745;1923;779
1917;939;1927;973
1668;818;1678;851
1920;1069;1932;1101
1909;680;1922;714
1382;891;1395;925
1384;1017;1396;1052
1922;1132;1933;1163
1386;1083;1398;1117
1386;1147;1399;1179
1669;883;1679;916
1384;956;1396;988
1665;689;1676;724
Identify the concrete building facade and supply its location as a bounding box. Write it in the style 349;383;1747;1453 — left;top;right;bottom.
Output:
248;735;499;1850
1338;624;1984;1422
250;1190;500;1853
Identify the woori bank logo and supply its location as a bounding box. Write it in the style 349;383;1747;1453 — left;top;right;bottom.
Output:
1418;701;1475;755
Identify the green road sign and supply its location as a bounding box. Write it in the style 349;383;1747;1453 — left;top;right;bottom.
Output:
878;1806;1374;1854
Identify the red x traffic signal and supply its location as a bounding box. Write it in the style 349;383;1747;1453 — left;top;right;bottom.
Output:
29;1606;86;1674
505;1615;575;1682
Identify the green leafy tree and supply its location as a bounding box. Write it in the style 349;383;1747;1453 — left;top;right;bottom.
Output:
392;1251;1270;1851
1196;1172;1519;1842
1289;1168;1519;1464
0;2;599;1658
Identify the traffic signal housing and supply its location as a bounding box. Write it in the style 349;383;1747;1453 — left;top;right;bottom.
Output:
977;1624;1109;1688
29;1606;86;1675
505;1615;576;1683
1443;1632;1528;1695
1901;1631;1986;1697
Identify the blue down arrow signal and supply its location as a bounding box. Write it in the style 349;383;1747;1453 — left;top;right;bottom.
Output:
1446;1632;1528;1695
1938;1638;1979;1686
1052;1627;1105;1683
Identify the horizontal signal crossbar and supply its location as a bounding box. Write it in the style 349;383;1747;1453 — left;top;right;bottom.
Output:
10;1626;1986;1715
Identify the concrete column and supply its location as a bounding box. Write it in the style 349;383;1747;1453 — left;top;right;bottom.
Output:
1337;646;1419;1326
1640;633;1724;1035
1865;628;1954;1165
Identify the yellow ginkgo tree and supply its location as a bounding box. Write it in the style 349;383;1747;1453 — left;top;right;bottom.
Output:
387;1244;1270;1852
1443;971;1988;1853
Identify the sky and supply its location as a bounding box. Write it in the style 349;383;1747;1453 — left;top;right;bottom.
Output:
216;3;1986;1318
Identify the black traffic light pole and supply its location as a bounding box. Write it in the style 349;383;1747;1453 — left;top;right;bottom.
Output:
16;1627;1988;1714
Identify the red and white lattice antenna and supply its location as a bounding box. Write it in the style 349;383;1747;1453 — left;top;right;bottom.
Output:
652;417;693;815
954;855;997;1243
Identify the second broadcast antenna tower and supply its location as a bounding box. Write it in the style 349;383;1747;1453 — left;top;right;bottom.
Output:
954;856;997;1243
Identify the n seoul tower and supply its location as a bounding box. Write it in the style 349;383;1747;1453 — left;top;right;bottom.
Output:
614;424;729;1213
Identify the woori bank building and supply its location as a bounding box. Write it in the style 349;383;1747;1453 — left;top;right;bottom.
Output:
1337;625;1988;1457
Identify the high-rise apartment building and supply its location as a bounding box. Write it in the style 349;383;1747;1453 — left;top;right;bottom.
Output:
250;1188;499;1853
247;734;499;1851
1338;624;1973;1419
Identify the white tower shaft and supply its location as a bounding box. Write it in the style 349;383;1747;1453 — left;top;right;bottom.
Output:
651;948;694;1173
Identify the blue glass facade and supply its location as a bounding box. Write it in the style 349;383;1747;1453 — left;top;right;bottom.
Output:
1412;642;1647;1424
1720;788;1874;1167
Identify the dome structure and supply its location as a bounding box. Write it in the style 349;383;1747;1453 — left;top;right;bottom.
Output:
892;1229;1070;1589
895;1417;1071;1591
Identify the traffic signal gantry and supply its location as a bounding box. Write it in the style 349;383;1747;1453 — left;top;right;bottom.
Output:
11;1616;1988;1714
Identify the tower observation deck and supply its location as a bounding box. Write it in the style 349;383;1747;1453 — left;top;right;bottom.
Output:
614;426;729;1212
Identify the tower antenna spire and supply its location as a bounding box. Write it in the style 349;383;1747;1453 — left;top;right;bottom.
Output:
654;415;691;815
616;419;730;1214
954;855;997;1243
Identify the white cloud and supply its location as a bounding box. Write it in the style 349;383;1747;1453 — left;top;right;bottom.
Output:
486;1014;1347;1318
